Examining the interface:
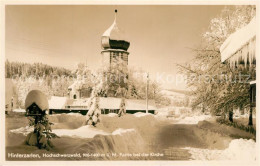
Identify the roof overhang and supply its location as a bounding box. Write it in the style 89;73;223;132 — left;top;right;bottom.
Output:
250;80;256;85
220;17;256;67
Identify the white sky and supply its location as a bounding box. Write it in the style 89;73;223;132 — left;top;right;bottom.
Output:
5;5;226;90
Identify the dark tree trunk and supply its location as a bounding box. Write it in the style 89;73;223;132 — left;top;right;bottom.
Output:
202;104;205;113
248;107;253;126
229;110;233;123
239;105;244;115
221;110;226;120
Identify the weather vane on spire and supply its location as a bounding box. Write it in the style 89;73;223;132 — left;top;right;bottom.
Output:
114;9;117;22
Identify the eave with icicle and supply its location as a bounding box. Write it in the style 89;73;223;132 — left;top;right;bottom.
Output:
220;16;256;68
220;16;256;109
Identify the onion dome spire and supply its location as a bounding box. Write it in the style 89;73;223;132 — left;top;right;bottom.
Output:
101;9;130;51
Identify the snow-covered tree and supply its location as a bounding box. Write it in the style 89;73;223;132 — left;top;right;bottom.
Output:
85;79;103;126
118;97;126;117
178;6;256;124
71;62;94;98
26;114;59;150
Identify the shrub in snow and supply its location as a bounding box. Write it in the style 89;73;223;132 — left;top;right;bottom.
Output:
26;115;58;150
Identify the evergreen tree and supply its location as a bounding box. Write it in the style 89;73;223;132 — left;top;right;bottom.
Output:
85;79;102;126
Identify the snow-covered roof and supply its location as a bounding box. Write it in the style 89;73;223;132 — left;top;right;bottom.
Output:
65;97;156;110
71;98;89;106
102;10;128;41
68;82;76;90
103;18;118;37
99;98;157;110
220;17;256;65
48;96;68;109
250;80;256;85
99;97;121;109
68;81;83;90
102;11;122;40
25;90;49;111
126;99;156;110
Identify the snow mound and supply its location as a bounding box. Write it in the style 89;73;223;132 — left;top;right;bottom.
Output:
9;126;34;136
52;125;109;138
176;115;211;124
68;128;147;159
10;125;108;139
66;113;83;116
184;147;222;160
50;113;83;117
155;111;168;117
10;125;136;139
13;109;26;113
107;113;118;117
45;113;85;130
112;128;136;135
185;139;256;160
53;126;136;138
220;138;256;160
133;112;153;118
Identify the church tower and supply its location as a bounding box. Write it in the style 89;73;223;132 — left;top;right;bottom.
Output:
101;10;130;66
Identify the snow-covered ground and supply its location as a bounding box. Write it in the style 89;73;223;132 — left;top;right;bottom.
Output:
175;115;212;124
133;112;154;118
10;125;136;139
53;125;109;138
54;126;136;138
9;126;33;136
112;128;136;135
12;108;26;113
155;107;212;124
66;112;83;116
107;113;118;117
184;138;256;161
7;111;256;161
